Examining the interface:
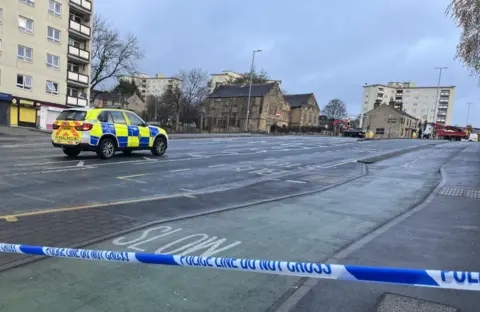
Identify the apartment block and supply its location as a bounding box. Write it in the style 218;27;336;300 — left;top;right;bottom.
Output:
360;81;455;127
0;0;93;129
120;73;182;103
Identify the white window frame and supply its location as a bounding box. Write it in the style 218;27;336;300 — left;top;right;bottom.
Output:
17;74;32;90
20;0;35;6
46;54;60;70
46;80;59;95
47;26;61;44
17;45;33;62
18;16;34;34
48;0;61;16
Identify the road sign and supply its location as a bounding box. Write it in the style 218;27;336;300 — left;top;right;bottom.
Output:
276;112;280;117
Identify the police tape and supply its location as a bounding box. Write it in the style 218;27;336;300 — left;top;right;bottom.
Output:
1;243;479;291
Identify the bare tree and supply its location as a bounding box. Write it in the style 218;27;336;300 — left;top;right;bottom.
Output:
447;1;480;80
178;68;210;110
90;14;143;101
323;99;348;120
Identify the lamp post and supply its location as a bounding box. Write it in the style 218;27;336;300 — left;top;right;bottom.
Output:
467;102;473;125
432;67;447;124
245;49;262;132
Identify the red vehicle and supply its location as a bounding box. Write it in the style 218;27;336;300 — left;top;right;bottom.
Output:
434;124;468;141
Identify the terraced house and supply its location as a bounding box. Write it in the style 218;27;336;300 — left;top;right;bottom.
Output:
0;0;93;129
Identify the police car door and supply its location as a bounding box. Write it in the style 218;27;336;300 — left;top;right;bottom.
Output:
125;111;149;148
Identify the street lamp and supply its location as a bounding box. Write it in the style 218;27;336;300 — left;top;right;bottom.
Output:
432;67;447;124
245;49;262;132
467;102;473;125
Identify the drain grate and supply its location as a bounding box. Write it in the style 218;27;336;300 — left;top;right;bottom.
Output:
439;187;480;199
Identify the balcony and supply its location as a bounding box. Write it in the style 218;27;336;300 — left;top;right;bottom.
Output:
67;71;89;87
440;92;450;96
67;96;88;107
69;20;91;39
439;98;449;103
67;45;90;63
69;0;92;14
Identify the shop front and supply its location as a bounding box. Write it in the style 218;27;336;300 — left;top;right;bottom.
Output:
11;98;40;128
0;93;13;126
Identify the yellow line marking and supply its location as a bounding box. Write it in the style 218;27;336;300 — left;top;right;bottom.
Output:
0;193;188;222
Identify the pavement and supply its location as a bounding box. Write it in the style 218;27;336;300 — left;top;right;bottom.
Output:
285;143;480;312
0;134;472;311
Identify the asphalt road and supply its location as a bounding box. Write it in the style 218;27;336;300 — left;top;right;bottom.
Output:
0;135;457;311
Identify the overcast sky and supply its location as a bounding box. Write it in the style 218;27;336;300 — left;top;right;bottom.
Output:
96;0;479;126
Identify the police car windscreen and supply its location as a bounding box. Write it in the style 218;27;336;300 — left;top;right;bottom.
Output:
56;110;87;121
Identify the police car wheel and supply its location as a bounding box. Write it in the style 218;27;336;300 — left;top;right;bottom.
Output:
62;147;81;157
98;138;116;159
151;137;167;156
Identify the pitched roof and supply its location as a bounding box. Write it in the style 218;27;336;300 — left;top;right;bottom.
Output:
284;94;313;108
366;104;418;120
208;83;276;98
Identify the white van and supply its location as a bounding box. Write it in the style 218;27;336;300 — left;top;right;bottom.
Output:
469;133;478;142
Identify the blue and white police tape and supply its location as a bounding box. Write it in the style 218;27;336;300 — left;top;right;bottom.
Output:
1;243;479;291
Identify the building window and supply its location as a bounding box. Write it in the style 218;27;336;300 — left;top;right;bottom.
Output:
68;37;81;48
0;9;3;24
48;0;61;16
17;74;32;90
46;80;58;95
18;16;34;34
69;13;82;23
67;63;79;73
17;45;33;62
47;27;61;43
20;0;35;6
67;87;79;97
46;54;60;69
375;128;385;135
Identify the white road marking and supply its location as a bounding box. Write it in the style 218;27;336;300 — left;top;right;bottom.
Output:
285;179;308;184
117;174;148;184
179;188;196;193
320;159;357;168
169;168;191;173
143;157;153;161
208;164;226;168
182;194;197;198
12;192;55;203
14;160;80;166
76;161;85;167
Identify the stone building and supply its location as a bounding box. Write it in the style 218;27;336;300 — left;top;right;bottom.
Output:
362;104;419;139
92;91;147;118
203;82;290;133
284;93;319;128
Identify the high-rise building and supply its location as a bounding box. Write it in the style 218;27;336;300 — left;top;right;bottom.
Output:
120;73;182;103
0;0;93;129
360;81;455;127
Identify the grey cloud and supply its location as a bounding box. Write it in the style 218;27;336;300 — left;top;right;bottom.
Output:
96;0;479;126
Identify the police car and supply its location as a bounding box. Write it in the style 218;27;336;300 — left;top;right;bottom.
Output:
52;108;168;159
